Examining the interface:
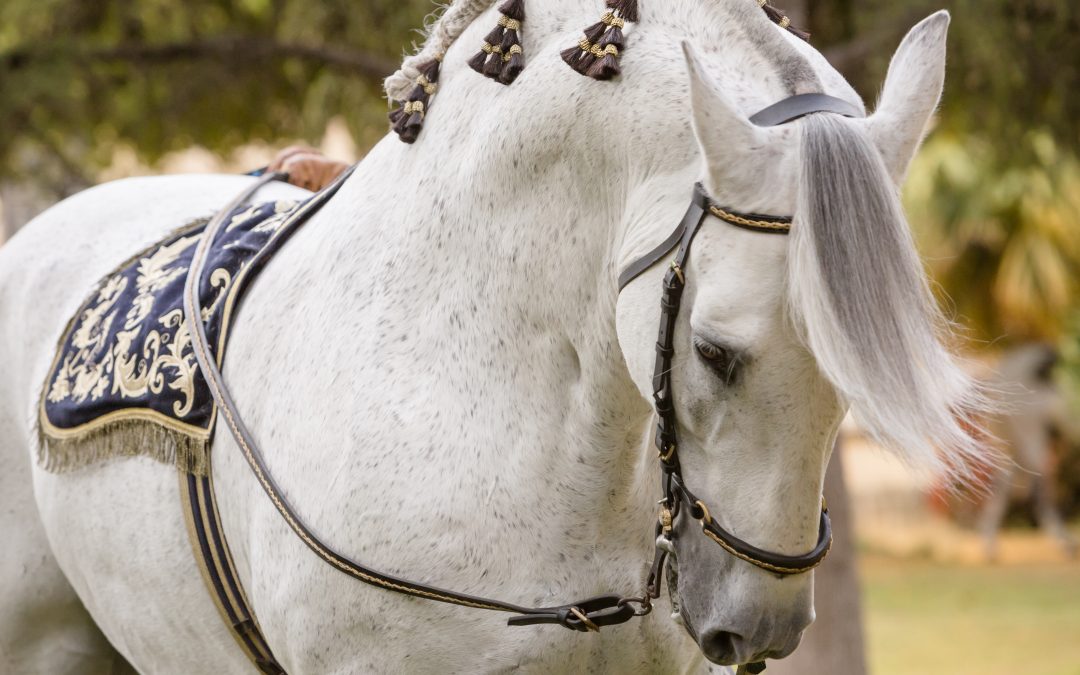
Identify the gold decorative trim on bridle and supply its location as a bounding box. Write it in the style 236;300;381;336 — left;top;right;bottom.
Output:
709;205;793;232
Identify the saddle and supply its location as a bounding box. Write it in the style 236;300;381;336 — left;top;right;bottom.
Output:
38;193;308;475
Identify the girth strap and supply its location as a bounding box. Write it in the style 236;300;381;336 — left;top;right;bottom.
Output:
179;471;284;674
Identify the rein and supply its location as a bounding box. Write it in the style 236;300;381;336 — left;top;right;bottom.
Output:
182;93;859;674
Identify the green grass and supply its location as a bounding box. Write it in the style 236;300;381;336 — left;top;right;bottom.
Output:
862;557;1080;675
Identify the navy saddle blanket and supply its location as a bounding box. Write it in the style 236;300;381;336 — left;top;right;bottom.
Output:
39;191;310;475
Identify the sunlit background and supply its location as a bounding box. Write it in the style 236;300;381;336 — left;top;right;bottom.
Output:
2;1;1078;674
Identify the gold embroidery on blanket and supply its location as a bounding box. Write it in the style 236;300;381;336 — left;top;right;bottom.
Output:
47;235;203;417
45;200;299;420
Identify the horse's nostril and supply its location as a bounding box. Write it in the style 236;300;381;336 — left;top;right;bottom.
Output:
700;628;743;664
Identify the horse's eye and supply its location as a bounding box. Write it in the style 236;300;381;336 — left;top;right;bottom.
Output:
693;337;741;385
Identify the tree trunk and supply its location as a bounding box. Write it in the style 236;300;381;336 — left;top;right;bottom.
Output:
768;442;868;675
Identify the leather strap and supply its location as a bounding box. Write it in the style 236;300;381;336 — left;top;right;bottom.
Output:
632;186;830;576
749;93;863;127
180;471;285;674
176;173;289;675
617;211;693;291
619;184;791;291
675;477;832;574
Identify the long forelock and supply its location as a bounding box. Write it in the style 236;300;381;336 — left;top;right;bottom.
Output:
786;114;992;483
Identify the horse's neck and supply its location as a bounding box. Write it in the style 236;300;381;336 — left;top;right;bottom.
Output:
297;1;806;532
318;135;654;467
271;0;833;572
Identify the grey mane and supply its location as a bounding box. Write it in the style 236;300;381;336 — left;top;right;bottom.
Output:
788;114;988;479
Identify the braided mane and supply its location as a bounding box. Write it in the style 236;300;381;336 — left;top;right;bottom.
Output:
384;0;499;102
384;0;810;142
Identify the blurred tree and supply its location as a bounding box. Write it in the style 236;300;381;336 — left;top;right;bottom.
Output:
0;0;430;233
905;132;1080;342
802;1;1080;347
811;0;1080;155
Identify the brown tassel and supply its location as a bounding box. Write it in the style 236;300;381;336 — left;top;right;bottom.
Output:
759;1;810;41
501;25;520;53
583;19;608;44
586;45;621;80
484;24;507;45
598;24;624;50
609;0;638;22
587;26;625;80
482;45;503;78
467;49;488;74
577;45;599;75
468;0;527;85
499;0;525;21
561;42;586;71
390;57;442;144
500;45;525;84
563;6;634;80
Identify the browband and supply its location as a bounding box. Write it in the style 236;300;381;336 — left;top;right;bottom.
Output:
618;93;865;291
617;184;791;290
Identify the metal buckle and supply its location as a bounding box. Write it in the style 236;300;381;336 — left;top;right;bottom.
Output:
669;260;685;284
569;607;600;632
694;499;712;526
658;506;673;535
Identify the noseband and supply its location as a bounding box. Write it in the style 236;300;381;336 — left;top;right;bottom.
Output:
183;93;860;675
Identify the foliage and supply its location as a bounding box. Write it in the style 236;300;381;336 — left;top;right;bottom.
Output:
811;0;1080;159
904;131;1080;343
0;0;431;183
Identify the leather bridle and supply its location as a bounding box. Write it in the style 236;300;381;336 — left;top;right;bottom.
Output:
627;182;832;610
182;92;862;674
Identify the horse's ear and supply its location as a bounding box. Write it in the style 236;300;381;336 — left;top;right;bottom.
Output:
682;41;771;199
861;11;950;184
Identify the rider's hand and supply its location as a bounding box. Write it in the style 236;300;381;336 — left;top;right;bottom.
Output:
267;145;349;192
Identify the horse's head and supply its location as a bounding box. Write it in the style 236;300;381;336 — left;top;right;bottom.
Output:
615;11;981;665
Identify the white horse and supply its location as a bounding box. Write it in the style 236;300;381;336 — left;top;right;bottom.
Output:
0;1;983;672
